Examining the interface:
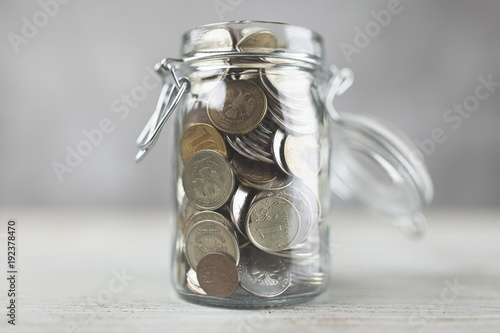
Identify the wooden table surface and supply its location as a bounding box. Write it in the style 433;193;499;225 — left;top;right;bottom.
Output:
0;207;498;333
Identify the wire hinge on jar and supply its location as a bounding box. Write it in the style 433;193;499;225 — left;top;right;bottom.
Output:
135;58;191;162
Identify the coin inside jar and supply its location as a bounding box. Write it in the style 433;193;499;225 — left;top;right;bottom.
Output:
181;123;227;164
229;185;255;238
231;154;278;184
207;80;267;134
184;220;240;270
246;197;301;252
283;134;321;179
182;150;235;210
184;210;236;238
196;252;240;298
236;30;278;52
253;186;315;246
238;245;291;298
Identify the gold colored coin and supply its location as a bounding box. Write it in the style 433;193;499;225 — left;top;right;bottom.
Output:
207;80;267;134
180;123;227;164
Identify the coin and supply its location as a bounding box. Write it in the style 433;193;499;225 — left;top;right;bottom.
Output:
196;252;240;298
207;80;267;134
238;245;291;298
260;69;312;102
191;28;233;53
254;186;314;246
184;220;240;270
239;171;292;191
185;210;235;238
246;197;301;252
182;150;235;210
186;268;206;295
229;185;255;237
236;30;278;53
271;129;292;176
283;135;320;179
181;123;227;164
231;154;278;184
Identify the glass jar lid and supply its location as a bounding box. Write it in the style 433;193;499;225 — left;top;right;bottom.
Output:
330;112;434;238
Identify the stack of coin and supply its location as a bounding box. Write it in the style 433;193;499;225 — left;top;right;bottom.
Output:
178;28;325;299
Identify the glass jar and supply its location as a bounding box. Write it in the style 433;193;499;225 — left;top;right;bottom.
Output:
135;21;433;308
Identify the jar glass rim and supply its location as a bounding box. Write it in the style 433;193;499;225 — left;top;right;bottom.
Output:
181;20;325;63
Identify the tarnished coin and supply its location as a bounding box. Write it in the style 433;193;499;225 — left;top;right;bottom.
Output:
196;252;240;298
182;150;234;210
238;245;291;298
246;197;301;252
185;210;235;239
207;80;267;134
181;123;227;164
283;135;320;179
184;220;240;270
230;185;255;237
236;30;278;52
231;154;278;184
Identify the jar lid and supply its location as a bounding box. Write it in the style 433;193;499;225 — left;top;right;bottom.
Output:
181;20;324;63
330;112;434;239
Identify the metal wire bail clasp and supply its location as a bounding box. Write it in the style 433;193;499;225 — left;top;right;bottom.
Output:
135;58;190;162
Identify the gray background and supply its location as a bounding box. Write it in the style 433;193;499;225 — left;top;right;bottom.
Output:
0;0;499;208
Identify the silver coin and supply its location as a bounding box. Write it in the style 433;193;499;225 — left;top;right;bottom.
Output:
185;210;235;239
241;171;292;192
184;220;240;270
236;29;278;53
191;28;233;53
231;154;278;185
229;185;255;237
233;136;274;164
272;129;292;176
246;197;301;252
181;196;202;225
292;181;321;236
264;70;312;102
238;245;291;298
182;150;235;210
226;135;260;162
186;268;206;295
254;186;314;246
283;135;321;179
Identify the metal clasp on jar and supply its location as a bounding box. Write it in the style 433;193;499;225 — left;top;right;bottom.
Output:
135;58;190;162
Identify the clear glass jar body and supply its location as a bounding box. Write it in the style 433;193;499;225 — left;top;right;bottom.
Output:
171;22;333;308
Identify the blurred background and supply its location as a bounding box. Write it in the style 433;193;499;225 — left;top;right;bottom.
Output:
1;0;499;208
